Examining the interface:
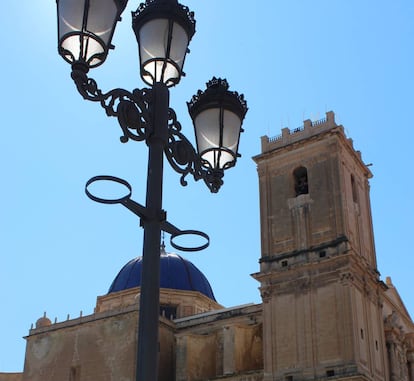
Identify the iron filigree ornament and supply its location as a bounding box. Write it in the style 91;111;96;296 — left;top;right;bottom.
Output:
70;66;232;193
164;108;224;193
71;64;152;143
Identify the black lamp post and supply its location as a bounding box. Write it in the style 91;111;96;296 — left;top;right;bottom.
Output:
56;0;247;380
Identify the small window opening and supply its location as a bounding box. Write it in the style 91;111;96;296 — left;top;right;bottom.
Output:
160;305;177;319
375;340;379;351
360;329;364;339
326;370;335;377
285;376;293;381
281;260;288;267
351;175;358;203
294;167;309;196
319;250;326;258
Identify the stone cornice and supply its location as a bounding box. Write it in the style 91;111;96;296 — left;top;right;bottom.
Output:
258;235;349;264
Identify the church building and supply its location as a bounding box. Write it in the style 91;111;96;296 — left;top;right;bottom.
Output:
2;111;413;381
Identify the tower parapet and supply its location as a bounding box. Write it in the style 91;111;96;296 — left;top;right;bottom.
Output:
261;111;338;152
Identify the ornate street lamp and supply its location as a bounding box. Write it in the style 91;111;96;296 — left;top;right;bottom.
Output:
55;0;247;380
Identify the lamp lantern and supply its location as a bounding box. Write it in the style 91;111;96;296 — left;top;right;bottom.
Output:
132;0;196;87
57;0;127;69
188;78;248;172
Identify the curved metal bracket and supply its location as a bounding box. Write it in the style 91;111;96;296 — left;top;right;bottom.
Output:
164;108;224;193
71;67;152;143
85;175;210;252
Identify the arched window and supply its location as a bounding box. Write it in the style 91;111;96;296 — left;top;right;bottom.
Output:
294;166;309;196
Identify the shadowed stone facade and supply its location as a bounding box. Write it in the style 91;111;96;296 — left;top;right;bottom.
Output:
0;374;22;381
3;111;413;381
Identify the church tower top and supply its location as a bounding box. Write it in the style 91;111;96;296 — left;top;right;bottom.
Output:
258;111;371;181
261;111;337;152
253;110;376;266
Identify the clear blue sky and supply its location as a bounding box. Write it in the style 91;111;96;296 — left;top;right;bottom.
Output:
1;0;413;372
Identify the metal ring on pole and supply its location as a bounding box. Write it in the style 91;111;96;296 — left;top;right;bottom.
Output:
85;175;132;204
170;230;210;252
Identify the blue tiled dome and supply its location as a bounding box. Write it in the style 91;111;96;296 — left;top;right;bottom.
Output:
108;251;216;301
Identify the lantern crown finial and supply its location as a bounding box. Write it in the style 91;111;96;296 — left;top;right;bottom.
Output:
133;0;195;36
206;77;229;90
188;77;248;121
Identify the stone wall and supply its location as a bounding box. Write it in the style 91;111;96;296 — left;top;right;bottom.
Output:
0;373;22;381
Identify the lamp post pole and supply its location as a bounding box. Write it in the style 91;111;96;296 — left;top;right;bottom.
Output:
137;82;169;381
56;1;247;381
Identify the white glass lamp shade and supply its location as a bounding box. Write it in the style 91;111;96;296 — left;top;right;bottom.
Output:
57;0;126;68
188;78;248;171
132;1;195;87
194;109;242;170
138;19;189;86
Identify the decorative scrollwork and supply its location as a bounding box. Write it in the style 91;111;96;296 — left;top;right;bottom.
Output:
71;67;152;143
164;108;224;193
164;108;196;184
70;68;227;193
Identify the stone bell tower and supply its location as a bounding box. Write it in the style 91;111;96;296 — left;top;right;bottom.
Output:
253;112;388;381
